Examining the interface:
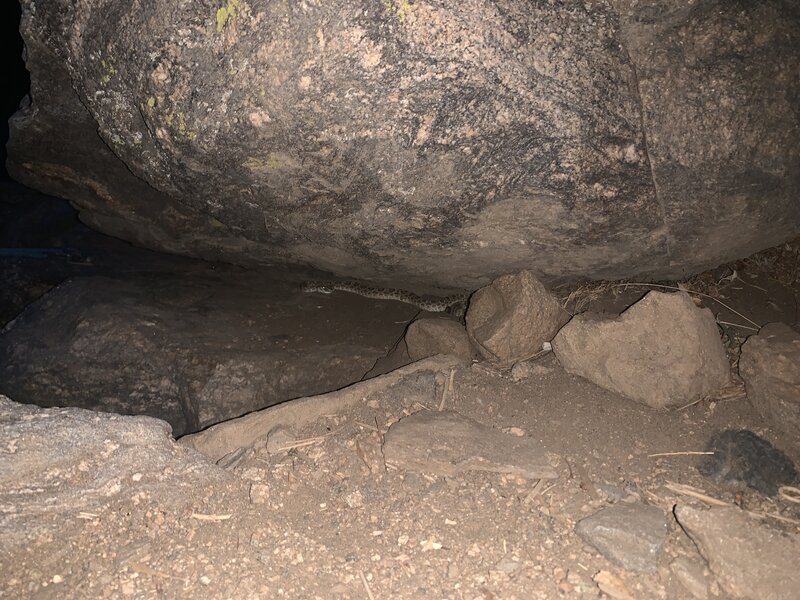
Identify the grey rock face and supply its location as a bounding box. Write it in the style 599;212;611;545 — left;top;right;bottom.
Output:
575;502;669;573
8;1;800;289
739;322;800;440
552;291;730;408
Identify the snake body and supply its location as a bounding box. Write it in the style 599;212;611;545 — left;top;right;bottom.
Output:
302;280;470;312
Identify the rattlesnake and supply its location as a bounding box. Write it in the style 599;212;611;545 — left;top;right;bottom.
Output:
302;280;470;313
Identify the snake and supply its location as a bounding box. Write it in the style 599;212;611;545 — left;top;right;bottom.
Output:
302;280;470;313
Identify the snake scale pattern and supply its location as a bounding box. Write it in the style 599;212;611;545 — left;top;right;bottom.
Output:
302;280;470;312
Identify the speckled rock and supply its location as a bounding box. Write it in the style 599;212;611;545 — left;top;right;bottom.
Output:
7;0;800;289
575;502;669;573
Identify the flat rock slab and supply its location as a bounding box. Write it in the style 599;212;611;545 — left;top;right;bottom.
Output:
0;274;414;436
383;410;559;479
181;356;462;462
575;502;669;572
674;505;800;600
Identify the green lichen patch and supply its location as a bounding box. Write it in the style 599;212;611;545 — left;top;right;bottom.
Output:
216;0;240;33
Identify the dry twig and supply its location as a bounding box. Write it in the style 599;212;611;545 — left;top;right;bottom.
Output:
648;451;714;458
359;570;376;600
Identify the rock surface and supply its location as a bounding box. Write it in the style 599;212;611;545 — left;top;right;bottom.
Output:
383;410;560;479
674;505;800;600
405;318;476;362
181;355;463;462
8;0;800;289
670;557;710;600
575;502;669;573
739;322;800;440
0;394;228;550
552;291;729;408
0;275;408;436
466;271;568;364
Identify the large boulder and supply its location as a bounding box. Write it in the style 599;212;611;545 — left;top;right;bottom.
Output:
7;0;800;290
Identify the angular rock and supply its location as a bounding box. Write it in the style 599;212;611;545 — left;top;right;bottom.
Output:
405;318;476;363
552;291;730;408
264;426;297;456
0;394;227;551
383;410;559;480
575;502;669;573
466;271;568;364
739;323;800;439
9;1;800;289
675;505;800;600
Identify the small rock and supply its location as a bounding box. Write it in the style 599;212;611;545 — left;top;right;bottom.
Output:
670;556;709;600
552;291;730;408
575;502;669;572
674;504;800;600
739;323;800;439
249;482;270;504
595;482;640;503
565;569;595;594
493;555;522;575
383;410;559;479
265;425;296;455
466;271;568;364
344;489;364;508
405;318;476;362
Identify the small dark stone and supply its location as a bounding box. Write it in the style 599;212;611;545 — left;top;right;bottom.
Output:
698;430;798;496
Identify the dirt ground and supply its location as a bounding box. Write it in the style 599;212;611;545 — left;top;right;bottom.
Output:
2;183;800;599
4;351;799;599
